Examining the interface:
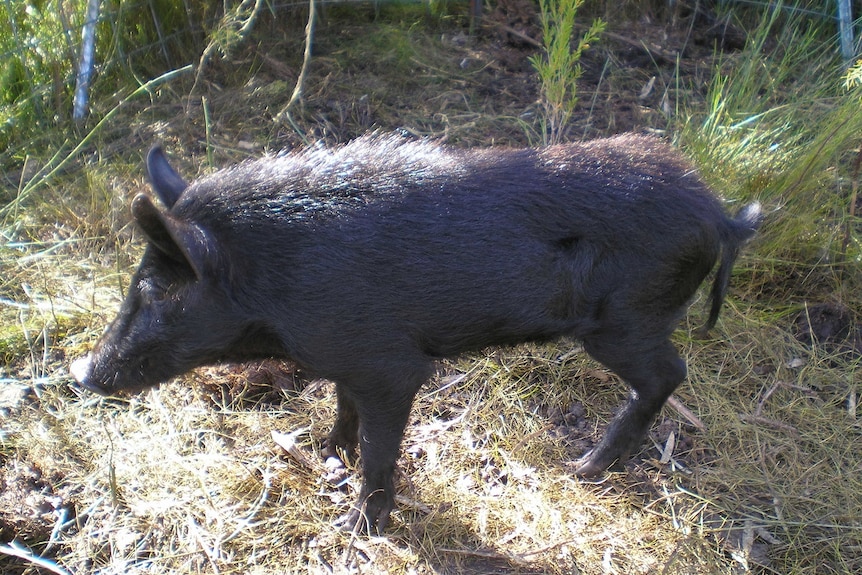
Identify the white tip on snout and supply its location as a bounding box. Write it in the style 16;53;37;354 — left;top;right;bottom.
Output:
70;355;93;384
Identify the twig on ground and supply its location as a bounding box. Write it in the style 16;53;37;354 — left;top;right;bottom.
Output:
667;395;706;431
0;542;73;575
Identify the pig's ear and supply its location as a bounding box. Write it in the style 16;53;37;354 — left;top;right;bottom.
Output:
146;146;188;208
131;194;212;280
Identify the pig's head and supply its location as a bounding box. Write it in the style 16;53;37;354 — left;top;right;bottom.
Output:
71;147;260;396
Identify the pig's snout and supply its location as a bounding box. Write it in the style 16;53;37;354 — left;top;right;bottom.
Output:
70;354;109;396
69;354;91;383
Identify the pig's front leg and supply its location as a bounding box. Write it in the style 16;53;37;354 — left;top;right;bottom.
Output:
334;362;431;534
323;385;360;462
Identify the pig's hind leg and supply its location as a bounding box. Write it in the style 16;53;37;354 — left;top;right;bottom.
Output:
575;335;687;477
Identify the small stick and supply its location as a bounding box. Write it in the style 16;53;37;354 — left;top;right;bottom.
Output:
277;0;316;119
0;542;73;575
739;414;800;437
839;142;860;272
667;395;706;431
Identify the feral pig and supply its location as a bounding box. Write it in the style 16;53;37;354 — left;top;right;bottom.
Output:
70;133;762;533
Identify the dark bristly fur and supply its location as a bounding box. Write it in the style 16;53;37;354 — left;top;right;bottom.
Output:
70;133;761;533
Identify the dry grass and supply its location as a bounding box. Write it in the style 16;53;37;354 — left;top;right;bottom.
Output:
2;4;861;575
3;247;859;574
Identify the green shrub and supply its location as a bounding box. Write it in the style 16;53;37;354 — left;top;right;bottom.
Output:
529;0;605;145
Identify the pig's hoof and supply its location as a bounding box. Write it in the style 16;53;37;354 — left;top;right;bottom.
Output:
573;450;619;478
324;456;350;486
335;508;373;535
335;506;389;536
573;459;604;478
322;442;356;466
334;492;394;535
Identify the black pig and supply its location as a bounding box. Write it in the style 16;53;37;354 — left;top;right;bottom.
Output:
71;133;761;533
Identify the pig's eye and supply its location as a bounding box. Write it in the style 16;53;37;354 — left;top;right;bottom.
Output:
139;280;170;304
148;289;169;303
